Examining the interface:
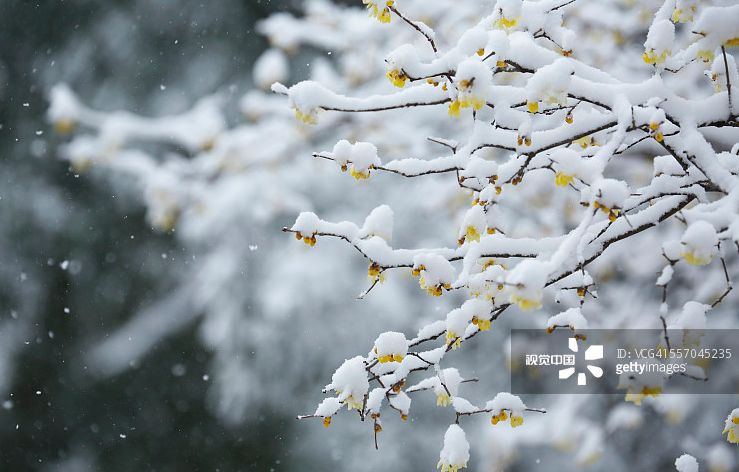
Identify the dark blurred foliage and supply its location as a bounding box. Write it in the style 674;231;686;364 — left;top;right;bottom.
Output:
0;1;313;470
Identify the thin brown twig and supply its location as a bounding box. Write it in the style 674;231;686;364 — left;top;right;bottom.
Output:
388;5;437;53
722;46;733;116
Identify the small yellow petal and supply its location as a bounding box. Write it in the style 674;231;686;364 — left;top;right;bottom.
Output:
448;100;461;117
555;172;574;187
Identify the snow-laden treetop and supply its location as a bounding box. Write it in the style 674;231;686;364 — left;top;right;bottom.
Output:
279;0;738;469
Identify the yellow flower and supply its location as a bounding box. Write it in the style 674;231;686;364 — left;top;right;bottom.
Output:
723;413;739;443
377;354;403;363
365;1;394;23
449;96;485;117
481;259;497;270
294;108;317;124
53;119;76;135
458;96;485;111
477;48;485;57
527;101;539;113
574;136;592;149
436;393;451;407
490;410;508;425
696;50;715;63
448;100;461;117
437;461;466;472
625;386;662;405
510;293;542;311
296;231;317;247
671;6;696;23
154;210;179;232
350;166;371;180
344;395;364;411
510;415;524;427
71;158;92;174
367;262;386;283
323;416;332;428
376;352;404;363
464;225;481;243
419;277;444;296
555;172;574;187
446;331;462;349
682;250;712;266
643;48;670;65
495;16;519;30
386;69;408;88
471;317;491;331
725;38;739;48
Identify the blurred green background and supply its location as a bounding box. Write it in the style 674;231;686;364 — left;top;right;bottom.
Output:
0;1;308;469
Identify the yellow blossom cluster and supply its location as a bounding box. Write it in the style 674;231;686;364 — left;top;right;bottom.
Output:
624;386;662;405
490;409;524;427
643;48;670;65
368;262;386;283
555;172;574;187
724;411;739;444
295;231;317;246
471;316;491;331
364;0;394;23
448;79;486;117
494;16;518;30
593;201;620;223
294;108;318;125
412;264;450;296
386;69;408;88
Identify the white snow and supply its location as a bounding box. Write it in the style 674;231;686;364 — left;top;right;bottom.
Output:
674;454;699;472
374;331;408;360
438;424;469;471
593;178;629;209
314;397;342;417
389;391;411;415
325;356;369;407
681;221;718;265
446;308;472;340
546;307;587;331
359;205;394;242
485;392;526;416
253;48;289;90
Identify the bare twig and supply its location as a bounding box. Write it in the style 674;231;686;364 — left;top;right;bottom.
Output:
388;5;437;53
722;46;734;116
